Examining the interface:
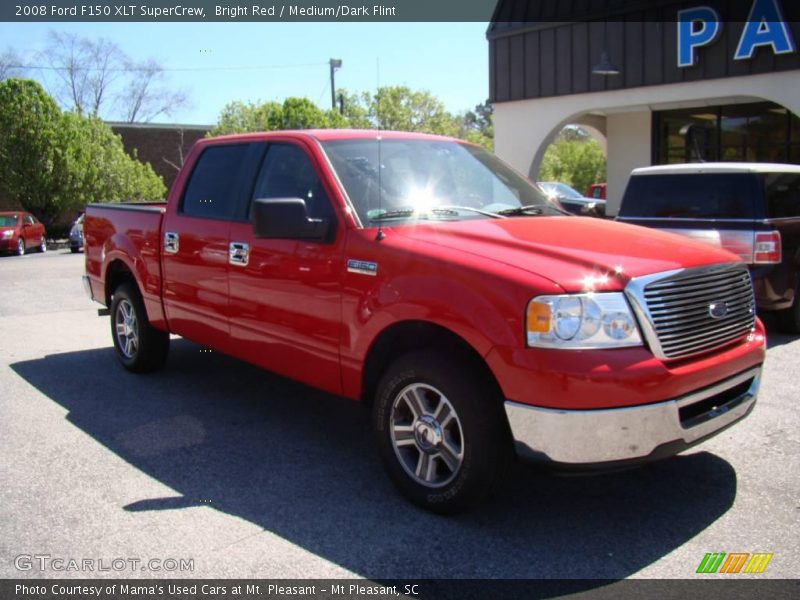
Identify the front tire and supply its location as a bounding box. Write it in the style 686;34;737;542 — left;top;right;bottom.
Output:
373;350;512;514
39;237;47;252
16;238;25;256
110;282;170;373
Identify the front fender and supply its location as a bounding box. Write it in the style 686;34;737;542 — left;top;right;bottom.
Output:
339;265;559;400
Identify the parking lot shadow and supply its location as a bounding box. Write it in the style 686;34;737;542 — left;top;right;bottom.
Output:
759;311;799;348
11;340;739;583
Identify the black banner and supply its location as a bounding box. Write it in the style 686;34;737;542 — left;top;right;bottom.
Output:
2;579;799;600
5;0;800;23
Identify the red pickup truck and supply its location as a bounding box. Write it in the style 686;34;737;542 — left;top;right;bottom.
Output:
84;130;766;513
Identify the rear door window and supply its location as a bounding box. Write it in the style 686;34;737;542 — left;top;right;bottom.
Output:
181;144;249;220
763;173;800;219
620;173;758;219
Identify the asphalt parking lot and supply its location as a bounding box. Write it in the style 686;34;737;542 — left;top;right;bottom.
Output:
1;250;798;582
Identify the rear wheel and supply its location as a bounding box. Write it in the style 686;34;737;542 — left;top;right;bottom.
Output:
110;282;170;373
373;350;512;514
70;247;80;254
16;238;25;256
39;237;47;252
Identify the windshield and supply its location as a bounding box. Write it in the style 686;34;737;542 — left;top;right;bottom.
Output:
320;138;562;225
0;215;19;227
538;182;583;199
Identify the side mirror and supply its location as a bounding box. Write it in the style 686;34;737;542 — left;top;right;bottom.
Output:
251;198;331;241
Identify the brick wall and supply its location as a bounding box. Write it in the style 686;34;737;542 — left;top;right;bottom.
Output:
109;122;210;192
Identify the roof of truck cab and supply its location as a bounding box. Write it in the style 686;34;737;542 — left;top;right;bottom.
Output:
632;162;800;175
205;129;461;144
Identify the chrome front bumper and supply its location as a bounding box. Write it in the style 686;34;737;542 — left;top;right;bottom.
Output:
504;367;761;466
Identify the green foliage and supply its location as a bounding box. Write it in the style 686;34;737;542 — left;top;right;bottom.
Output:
538;137;607;195
368;86;457;135
338;90;372;129
211;100;284;135
55;114;165;206
281;97;345;129
0;78;165;229
210;97;348;136
456;100;494;150
0;79;65;227
209;87;495;150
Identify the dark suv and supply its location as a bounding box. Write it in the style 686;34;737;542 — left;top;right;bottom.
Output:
617;163;800;333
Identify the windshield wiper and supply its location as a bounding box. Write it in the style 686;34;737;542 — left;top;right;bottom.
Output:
369;205;504;222
497;205;563;217
434;205;504;219
368;208;417;221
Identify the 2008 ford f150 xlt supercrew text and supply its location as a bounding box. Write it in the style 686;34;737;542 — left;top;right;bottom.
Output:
84;130;766;512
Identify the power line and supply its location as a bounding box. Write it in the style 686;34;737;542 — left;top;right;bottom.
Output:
6;61;328;73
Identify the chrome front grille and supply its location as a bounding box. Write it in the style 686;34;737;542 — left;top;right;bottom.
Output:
626;264;756;360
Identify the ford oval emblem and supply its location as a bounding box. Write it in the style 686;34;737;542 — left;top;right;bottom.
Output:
709;302;729;319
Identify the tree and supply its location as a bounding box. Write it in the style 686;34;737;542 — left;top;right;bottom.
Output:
0;49;25;81
280;97;346;129
42;31;124;116
211;100;284;135
0;79;165;229
370;86;458;135
39;30;187;122
120;58;188;123
337;90;372;129
0;78;62;226
209;97;347;136
457;100;494;150
209;87;494;149
53;113;165;210
538;137;607;194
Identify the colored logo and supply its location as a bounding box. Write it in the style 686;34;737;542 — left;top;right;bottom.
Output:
696;552;773;574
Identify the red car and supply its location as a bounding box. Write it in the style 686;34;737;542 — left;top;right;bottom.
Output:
587;182;607;199
83;130;765;513
0;211;47;256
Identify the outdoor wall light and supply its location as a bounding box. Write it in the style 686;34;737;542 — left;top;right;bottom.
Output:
592;51;620;76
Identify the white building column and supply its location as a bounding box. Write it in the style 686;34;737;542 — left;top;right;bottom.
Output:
606;111;651;215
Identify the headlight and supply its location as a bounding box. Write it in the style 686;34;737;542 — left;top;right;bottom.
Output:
526;292;642;349
1;230;12;239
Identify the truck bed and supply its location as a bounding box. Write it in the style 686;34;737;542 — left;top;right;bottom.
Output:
84;202;167;322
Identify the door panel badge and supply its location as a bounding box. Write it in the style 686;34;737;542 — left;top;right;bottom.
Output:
347;259;378;277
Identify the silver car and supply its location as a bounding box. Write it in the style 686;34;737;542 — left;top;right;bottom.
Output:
69;214;84;253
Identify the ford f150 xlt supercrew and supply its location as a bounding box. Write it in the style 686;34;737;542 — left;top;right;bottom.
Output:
84;130;766;513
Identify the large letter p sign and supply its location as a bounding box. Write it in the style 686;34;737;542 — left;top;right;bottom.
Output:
678;7;722;67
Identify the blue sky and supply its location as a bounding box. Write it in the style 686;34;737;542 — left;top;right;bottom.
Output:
0;22;490;125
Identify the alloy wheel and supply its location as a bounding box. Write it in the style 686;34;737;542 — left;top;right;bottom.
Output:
115;299;139;359
390;383;464;488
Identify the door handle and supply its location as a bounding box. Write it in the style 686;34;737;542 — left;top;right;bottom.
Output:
229;241;250;266
164;231;179;254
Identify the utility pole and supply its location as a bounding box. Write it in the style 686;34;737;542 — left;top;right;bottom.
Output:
329;58;342;110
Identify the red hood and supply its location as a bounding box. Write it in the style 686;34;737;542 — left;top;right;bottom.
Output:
390;217;741;293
